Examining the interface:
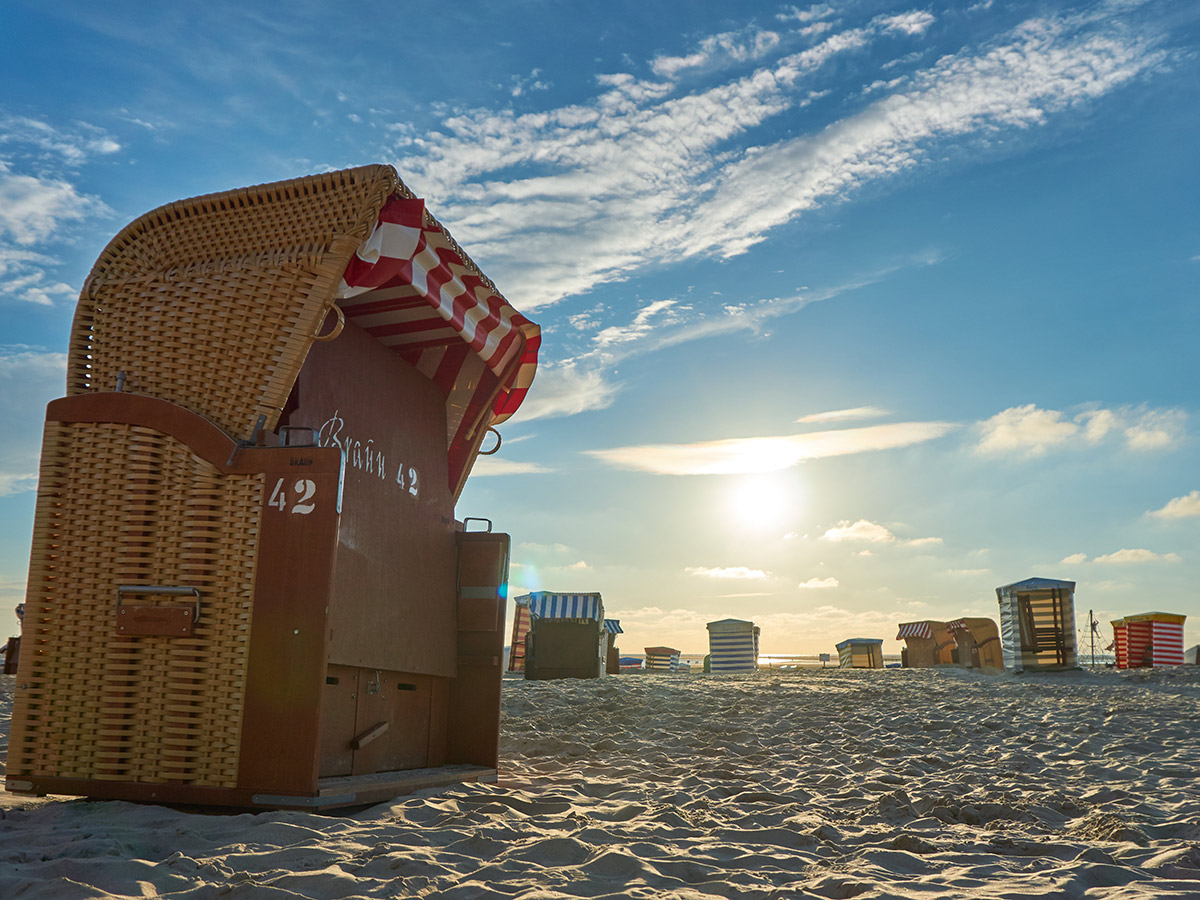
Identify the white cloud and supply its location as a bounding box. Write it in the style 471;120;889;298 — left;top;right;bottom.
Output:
652;29;782;78
0;348;67;496
877;11;936;36
907;536;944;548
586;420;955;475
977;404;1186;456
397;10;1160;311
944;568;991;576
1060;552;1088;565
685;566;769;580
0;172;106;247
518;541;572;554
822;519;897;543
795;406;887;424
0;115;121;165
820;519;941;547
798;576;839;589
1123;409;1187;450
777;4;835;24
509;360;618;422
469;457;554;476
977;404;1077;454
0;247;78;306
510;69;550;97
1148;491;1200;520
1092;548;1181;565
592;299;683;346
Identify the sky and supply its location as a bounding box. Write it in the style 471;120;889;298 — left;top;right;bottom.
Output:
2;0;1199;658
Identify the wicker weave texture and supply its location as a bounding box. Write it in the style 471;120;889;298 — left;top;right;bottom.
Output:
67;166;402;439
10;421;263;786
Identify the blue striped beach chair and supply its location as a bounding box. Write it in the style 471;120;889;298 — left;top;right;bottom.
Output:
518;591;606;680
706;618;759;673
643;646;681;672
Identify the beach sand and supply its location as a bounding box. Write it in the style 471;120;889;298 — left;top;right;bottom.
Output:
2;666;1198;898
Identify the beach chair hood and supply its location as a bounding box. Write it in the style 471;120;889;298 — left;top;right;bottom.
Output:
70;164;539;500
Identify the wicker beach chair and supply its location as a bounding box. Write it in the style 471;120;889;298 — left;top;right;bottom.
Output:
7;165;539;809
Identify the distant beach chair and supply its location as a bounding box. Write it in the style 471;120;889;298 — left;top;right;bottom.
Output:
995;577;1077;672
520;592;607;681
835;638;884;668
946;617;1003;669
618;655;644;673
895;620;955;667
644;646;681;672
2;636;19;675
706;618;760;673
1111;612;1187;668
603;619;623;674
508;597;533;672
6;165;538;810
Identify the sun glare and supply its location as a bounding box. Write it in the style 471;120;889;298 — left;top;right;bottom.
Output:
727;476;797;531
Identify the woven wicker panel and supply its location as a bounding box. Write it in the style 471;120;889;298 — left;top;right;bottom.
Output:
66;166;402;439
10;421;262;786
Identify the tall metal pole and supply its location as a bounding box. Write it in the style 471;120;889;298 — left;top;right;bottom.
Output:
1089;609;1096;666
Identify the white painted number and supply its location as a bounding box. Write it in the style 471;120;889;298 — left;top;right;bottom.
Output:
269;477;317;514
292;479;316;514
269;478;287;511
407;467;419;498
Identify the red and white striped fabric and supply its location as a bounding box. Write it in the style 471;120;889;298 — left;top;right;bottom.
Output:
337;195;541;496
1152;620;1185;665
508;602;532;672
1113;614;1186;668
1114;623;1129;669
897;622;932;640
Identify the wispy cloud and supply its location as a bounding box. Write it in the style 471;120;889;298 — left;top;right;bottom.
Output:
586;420;955;475
651;28;782;78
0;169;107;248
685;566;769;579
1148;490;1200;520
876;11;936;36
0;348;67;495
510;360;619;422
777;4;835;24
795;406;887;424
798;576;839;589
820;519;942;547
1093;548;1181;564
976;403;1186;456
469;457;554;476
512;258;936;423
0;247;77;306
0;115;121;166
0;117;117;306
395;9;1158;311
1065;548;1182;565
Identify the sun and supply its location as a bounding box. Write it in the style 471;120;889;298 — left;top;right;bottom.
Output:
726;475;796;531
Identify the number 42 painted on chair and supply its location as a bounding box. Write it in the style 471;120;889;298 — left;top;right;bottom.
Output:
268;478;316;514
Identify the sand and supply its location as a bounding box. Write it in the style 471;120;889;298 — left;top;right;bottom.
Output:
2;665;1198;899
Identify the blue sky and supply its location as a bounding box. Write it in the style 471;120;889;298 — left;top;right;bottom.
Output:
2;0;1199;656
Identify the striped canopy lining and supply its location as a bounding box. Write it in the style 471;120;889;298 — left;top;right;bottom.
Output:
896;622;933;640
603;619;623;634
337;195;541;494
525;593;603;621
